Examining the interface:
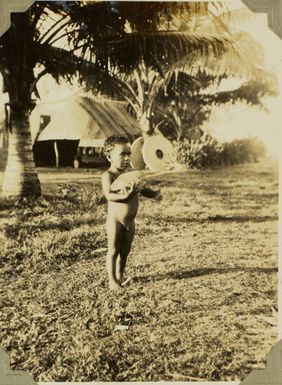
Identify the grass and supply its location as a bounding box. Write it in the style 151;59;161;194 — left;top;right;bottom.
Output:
0;159;279;382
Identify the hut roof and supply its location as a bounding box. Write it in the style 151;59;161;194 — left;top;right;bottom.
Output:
30;96;141;147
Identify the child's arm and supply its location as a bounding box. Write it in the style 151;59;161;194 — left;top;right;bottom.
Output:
102;172;137;202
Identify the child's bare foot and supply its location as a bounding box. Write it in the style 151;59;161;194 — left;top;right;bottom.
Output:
109;281;123;291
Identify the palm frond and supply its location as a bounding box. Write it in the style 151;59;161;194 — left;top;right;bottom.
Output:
81;65;131;100
207;77;278;107
82;31;236;75
176;37;261;79
34;43;81;83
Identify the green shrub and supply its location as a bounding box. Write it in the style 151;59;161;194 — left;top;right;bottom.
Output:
220;138;266;166
175;134;266;169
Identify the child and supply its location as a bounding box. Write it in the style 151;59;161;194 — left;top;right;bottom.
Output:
102;135;159;290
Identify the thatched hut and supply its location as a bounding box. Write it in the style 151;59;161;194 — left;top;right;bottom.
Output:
30;96;141;167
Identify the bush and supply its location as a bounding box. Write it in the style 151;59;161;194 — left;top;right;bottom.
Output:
220;138;266;166
175;134;266;169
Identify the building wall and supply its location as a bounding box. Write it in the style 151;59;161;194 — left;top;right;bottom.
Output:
33;140;79;167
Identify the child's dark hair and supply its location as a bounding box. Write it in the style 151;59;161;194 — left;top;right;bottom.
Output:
103;135;130;156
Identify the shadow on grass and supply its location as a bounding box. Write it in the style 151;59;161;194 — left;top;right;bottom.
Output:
155;215;278;224
3;217;103;238
207;215;278;223
134;266;278;284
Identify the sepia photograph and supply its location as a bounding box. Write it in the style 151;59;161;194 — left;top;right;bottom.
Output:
0;0;281;383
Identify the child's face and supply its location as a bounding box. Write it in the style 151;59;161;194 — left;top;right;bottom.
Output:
108;143;131;171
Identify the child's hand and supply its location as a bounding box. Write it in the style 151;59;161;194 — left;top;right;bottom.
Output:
118;181;139;200
127;181;140;196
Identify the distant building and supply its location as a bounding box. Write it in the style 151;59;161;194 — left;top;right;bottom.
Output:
30;95;141;167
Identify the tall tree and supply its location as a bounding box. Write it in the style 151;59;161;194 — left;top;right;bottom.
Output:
0;2;81;197
81;5;274;139
152;69;276;142
0;1;243;198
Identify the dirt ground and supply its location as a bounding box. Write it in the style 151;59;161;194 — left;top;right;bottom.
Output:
0;159;279;382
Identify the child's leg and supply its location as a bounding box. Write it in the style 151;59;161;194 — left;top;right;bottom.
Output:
116;221;135;282
106;218;123;290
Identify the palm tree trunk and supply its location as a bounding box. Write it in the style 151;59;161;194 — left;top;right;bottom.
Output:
138;113;154;137
2;103;41;198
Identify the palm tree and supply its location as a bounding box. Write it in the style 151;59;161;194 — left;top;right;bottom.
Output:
152;68;276;142
0;2;83;197
82;4;274;141
0;1;240;198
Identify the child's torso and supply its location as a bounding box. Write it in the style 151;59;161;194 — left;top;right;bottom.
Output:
108;195;138;225
107;170;139;225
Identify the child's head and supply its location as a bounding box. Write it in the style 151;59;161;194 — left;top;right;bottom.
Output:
104;135;131;170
